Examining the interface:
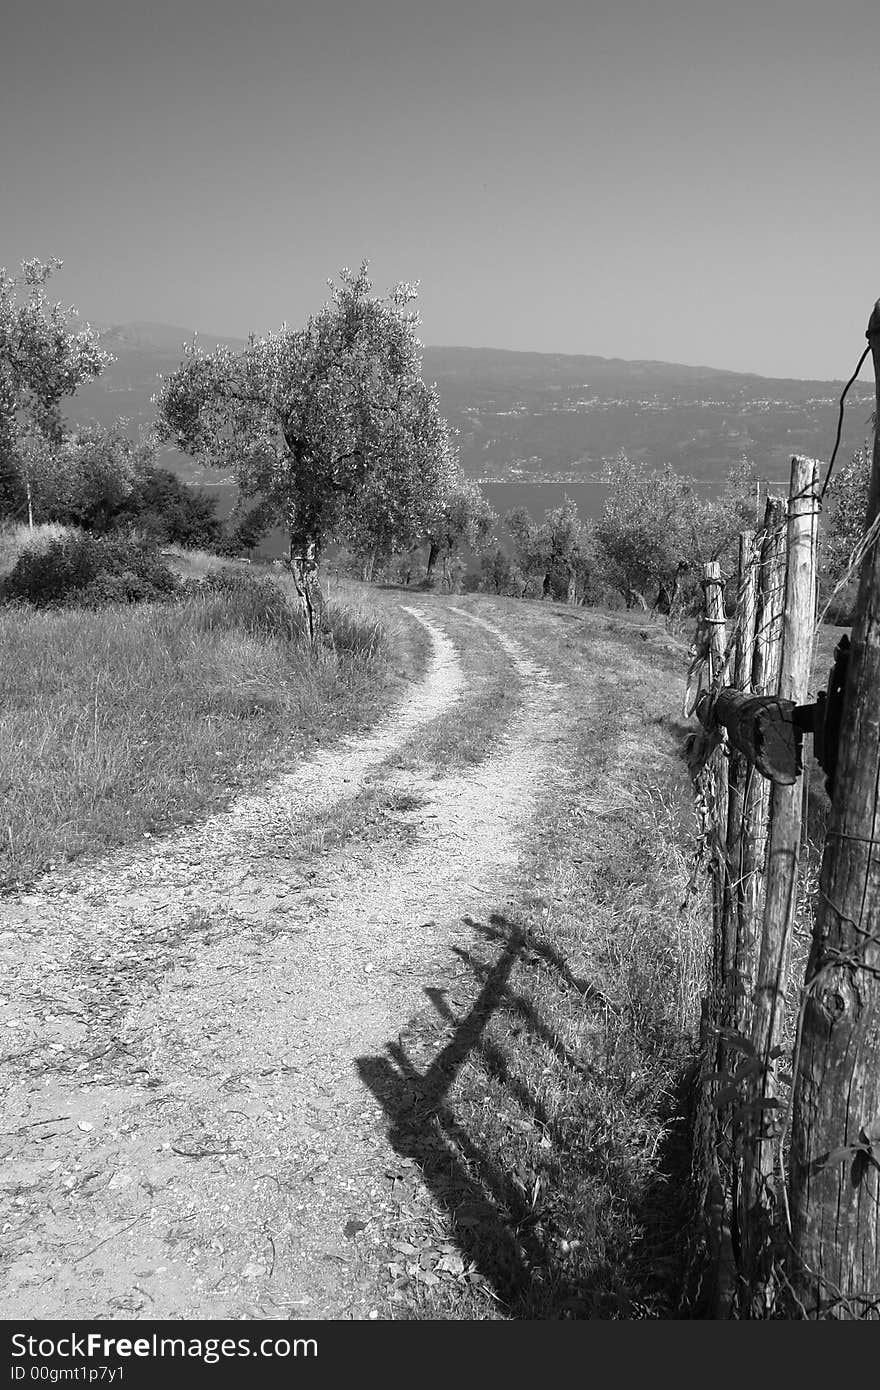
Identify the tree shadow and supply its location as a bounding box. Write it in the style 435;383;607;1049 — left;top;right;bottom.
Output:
356;911;669;1317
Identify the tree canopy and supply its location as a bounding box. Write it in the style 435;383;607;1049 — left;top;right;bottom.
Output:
594;452;760;608
423;478;496;586
0;258;111;524
37;423;153;533
155;264;459;582
505;499;593;603
822;441;871;586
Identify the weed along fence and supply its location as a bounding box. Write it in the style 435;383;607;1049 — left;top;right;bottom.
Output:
682;299;880;1319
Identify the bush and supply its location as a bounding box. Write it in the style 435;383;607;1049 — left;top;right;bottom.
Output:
117;467;224;550
0;534;182;608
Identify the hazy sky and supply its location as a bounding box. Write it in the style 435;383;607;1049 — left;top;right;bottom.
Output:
2;0;877;378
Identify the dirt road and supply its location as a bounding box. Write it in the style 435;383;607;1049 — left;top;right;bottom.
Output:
1;597;579;1319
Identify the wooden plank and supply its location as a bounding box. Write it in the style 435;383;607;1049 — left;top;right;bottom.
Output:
740;455;819;1314
789;301;880;1316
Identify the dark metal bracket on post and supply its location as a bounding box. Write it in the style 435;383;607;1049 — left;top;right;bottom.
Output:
794;634;850;796
695;635;850;793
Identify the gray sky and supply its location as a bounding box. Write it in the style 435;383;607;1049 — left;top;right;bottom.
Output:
1;0;877;378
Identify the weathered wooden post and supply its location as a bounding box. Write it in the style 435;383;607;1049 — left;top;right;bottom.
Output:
789;303;880;1317
724;532;758;1031
684;562;735;1314
702;561;730;1009
751;498;788;699
740;456;819;1312
737;498;787;1032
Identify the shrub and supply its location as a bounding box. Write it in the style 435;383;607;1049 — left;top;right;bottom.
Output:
0;534;182;608
77;572;163;607
118;467;224;550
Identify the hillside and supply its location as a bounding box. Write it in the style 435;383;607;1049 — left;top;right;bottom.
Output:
66;324;875;526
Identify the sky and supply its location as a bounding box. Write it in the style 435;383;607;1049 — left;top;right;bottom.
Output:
1;0;877;379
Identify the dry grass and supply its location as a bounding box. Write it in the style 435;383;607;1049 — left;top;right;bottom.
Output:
0;580;410;888
0;521;82;576
158;542;230;580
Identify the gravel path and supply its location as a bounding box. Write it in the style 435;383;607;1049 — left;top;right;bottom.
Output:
0;601;564;1320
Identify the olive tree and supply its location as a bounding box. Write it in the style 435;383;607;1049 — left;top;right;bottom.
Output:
155;264;458;638
504;499;592;603
0;258;111;526
424;479;496;590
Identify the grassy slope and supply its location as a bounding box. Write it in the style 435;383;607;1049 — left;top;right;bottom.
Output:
0;549;426;888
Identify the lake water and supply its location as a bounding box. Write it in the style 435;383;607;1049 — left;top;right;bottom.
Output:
479;477;722;523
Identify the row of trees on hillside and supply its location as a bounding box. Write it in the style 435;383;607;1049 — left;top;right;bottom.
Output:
472;457;757;612
3;255;872;626
478;448;871;616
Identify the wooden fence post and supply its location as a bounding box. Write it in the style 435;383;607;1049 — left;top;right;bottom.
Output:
789;302;880;1317
740;456;819;1312
725;532;757;1033
751;498;788;699
683;561;736;1314
702;560;730;1008
737;498;787;1033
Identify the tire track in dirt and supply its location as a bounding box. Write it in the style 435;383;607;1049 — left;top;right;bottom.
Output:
0;604;567;1319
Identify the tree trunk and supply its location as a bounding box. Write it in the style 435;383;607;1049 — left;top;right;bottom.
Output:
362;543;377;583
286;532;324;646
788;303;880;1317
566;570;577;605
425;540;439;584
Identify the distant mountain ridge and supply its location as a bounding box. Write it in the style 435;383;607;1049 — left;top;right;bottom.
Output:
65;323;874;503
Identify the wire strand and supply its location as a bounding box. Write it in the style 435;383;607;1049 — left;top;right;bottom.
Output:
818;344;871;502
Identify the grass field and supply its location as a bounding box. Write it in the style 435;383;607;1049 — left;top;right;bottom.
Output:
0;536;423;887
